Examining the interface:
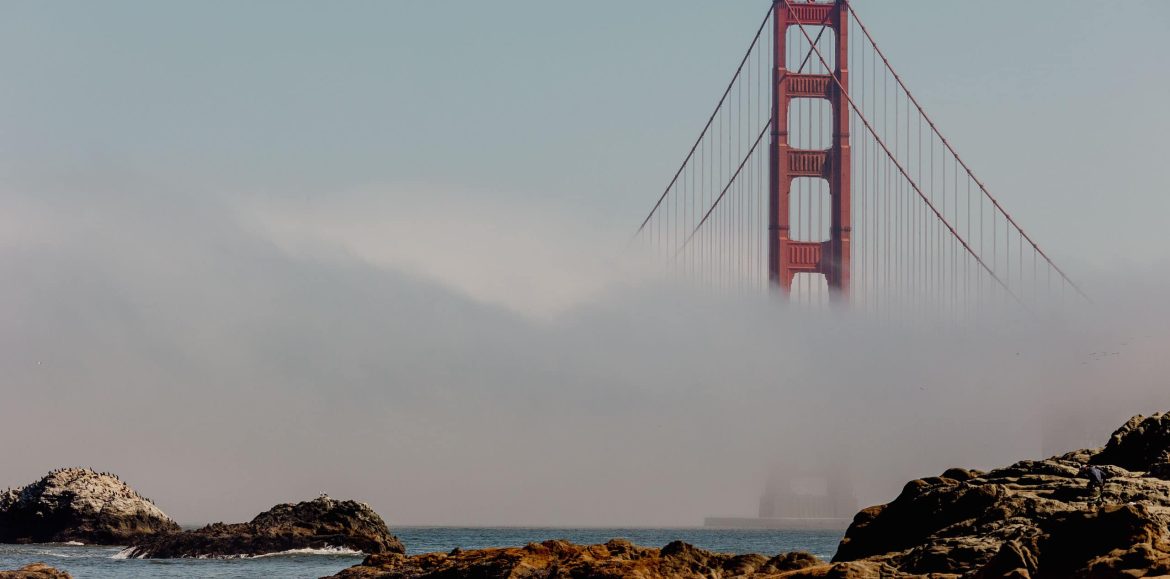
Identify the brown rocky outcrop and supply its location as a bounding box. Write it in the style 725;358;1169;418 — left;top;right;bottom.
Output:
1093;412;1170;471
829;412;1170;577
0;563;72;578
328;539;825;579
327;412;1170;579
0;468;178;544
122;495;403;559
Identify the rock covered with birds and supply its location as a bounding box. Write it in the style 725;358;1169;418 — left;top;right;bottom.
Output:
0;467;178;544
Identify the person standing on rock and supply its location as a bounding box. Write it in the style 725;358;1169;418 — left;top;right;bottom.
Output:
1078;464;1108;504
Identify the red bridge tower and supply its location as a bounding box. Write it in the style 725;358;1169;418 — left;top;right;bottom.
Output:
769;0;851;300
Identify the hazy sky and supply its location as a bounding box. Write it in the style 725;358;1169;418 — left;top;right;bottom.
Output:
2;1;1170;527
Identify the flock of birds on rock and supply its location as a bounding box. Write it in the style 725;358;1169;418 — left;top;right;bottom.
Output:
3;467;159;507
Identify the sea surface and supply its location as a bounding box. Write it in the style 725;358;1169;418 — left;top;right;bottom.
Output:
0;527;844;578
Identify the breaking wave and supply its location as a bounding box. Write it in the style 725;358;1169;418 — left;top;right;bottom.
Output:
110;545;363;560
111;547;140;560
249;547;364;558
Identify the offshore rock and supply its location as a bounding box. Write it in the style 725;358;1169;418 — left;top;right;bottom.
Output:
0;563;72;579
0;468;178;544
326;539;826;579
123;496;403;559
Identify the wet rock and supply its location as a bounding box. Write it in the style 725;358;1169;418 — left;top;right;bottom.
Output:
123;496;403;559
0;468;178;544
0;563;72;579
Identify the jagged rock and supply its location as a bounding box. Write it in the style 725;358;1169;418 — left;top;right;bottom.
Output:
0;563;71;579
122;496;403;558
828;412;1170;577
0;468;178;544
1147;454;1170;481
1093;412;1170;471
326;539;825;579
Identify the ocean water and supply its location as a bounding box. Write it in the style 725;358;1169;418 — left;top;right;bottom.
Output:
0;527;843;578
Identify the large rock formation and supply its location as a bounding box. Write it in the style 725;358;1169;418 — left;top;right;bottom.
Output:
122;495;403;558
0;563;72;579
1092;412;1170;472
329;412;1170;579
329;539;823;579
0;468;178;544
826;411;1170;577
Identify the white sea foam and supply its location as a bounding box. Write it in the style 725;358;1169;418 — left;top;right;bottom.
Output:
62;541;85;546
111;546;141;560
33;550;75;559
197;547;365;559
109;545;364;560
249;546;365;558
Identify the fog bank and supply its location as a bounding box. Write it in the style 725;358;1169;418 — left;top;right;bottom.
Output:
1;183;1167;527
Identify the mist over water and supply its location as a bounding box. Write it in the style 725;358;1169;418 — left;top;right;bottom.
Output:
2;182;1168;530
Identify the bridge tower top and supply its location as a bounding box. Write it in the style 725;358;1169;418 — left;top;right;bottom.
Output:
634;0;1085;316
770;0;850;299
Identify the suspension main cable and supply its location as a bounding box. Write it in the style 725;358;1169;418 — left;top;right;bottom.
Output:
680;24;830;254
845;1;1086;301
635;3;776;237
679;121;771;253
782;0;1022;307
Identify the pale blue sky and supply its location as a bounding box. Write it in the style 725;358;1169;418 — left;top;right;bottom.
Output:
2;0;1168;272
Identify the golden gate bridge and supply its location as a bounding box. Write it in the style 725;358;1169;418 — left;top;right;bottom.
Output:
635;0;1087;318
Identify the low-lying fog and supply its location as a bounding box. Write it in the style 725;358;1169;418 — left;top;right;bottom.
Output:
3;186;1166;527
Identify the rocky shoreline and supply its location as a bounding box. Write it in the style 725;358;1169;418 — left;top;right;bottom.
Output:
327;412;1170;578
5;412;1170;578
0;563;71;579
330;539;823;579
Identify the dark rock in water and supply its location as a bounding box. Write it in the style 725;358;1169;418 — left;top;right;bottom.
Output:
0;468;179;544
122;496;403;559
0;563;72;579
326;539;823;579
